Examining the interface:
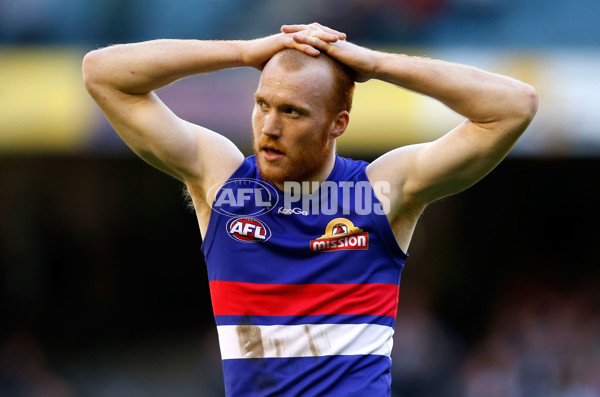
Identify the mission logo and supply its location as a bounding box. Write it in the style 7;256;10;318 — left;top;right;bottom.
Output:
226;217;271;243
310;218;369;252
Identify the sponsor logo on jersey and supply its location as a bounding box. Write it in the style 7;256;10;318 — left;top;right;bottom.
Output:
226;217;271;243
310;218;369;252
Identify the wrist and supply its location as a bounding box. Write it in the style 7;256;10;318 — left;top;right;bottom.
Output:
235;40;255;68
368;51;394;81
239;36;280;69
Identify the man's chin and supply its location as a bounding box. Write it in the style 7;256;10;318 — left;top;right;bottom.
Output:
256;158;288;186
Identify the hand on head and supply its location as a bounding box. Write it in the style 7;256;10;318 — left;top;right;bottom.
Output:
244;22;374;83
282;23;346;42
243;23;344;70
281;23;375;83
281;23;346;57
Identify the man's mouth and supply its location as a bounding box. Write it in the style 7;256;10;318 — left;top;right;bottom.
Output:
263;146;285;155
262;146;285;161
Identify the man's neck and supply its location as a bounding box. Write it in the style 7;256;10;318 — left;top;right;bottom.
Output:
276;152;337;193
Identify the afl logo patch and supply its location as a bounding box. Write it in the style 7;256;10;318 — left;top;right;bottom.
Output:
226;217;271;243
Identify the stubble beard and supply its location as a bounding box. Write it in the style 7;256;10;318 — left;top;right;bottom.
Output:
252;134;333;187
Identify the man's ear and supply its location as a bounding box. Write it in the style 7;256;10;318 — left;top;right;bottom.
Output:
329;110;349;138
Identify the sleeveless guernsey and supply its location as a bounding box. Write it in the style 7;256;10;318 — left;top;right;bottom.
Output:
201;155;408;396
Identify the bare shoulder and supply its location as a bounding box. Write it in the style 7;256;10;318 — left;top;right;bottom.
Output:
184;121;245;194
183;122;244;236
366;143;425;208
366;144;428;252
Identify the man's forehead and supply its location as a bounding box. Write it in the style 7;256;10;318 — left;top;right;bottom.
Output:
260;57;333;90
266;48;323;69
256;64;333;107
264;50;334;74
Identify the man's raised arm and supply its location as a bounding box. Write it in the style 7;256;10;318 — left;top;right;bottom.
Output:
82;40;247;185
81;31;344;187
285;23;537;250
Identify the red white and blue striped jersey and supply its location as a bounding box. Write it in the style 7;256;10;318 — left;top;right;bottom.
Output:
201;155;408;396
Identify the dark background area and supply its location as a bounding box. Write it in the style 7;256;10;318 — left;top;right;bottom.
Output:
2;155;598;395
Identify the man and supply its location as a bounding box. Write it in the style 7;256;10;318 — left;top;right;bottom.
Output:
83;22;537;396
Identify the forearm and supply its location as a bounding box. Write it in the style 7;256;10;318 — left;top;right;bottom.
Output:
371;52;538;127
82;39;246;94
286;26;537;128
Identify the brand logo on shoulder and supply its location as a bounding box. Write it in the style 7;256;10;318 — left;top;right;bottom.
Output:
226;217;271;243
310;218;369;252
277;207;309;216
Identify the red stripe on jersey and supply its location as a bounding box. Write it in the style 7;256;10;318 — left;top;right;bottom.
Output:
209;281;399;318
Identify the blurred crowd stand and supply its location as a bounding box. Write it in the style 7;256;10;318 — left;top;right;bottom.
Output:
1;0;599;46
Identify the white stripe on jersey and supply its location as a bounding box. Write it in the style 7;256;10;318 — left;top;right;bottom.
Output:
217;323;394;360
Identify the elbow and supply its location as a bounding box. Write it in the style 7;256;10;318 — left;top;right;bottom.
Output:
523;83;539;119
489;83;538;139
516;82;539;125
82;49;106;94
82;50;98;91
498;82;538;135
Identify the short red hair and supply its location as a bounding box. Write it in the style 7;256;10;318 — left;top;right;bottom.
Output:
268;49;355;115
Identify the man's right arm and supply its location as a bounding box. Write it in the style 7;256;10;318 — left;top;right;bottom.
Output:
81;32;343;194
82;40;250;191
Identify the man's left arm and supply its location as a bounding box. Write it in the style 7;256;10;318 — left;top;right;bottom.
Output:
286;23;537;248
361;52;538;206
289;24;538;203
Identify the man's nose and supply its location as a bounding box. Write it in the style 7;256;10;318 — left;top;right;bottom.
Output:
262;112;282;137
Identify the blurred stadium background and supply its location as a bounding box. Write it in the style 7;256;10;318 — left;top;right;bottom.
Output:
1;0;600;396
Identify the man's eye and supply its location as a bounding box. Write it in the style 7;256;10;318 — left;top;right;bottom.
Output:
257;101;267;108
284;107;300;115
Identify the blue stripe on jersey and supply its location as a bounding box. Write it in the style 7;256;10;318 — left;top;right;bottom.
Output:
222;355;392;397
214;314;396;328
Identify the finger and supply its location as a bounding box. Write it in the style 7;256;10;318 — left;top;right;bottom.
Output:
292;33;331;52
281;22;347;40
309;22;347;40
283;35;321;56
291;42;320;57
299;45;320;57
306;29;339;43
293;29;339;43
281;24;310;34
